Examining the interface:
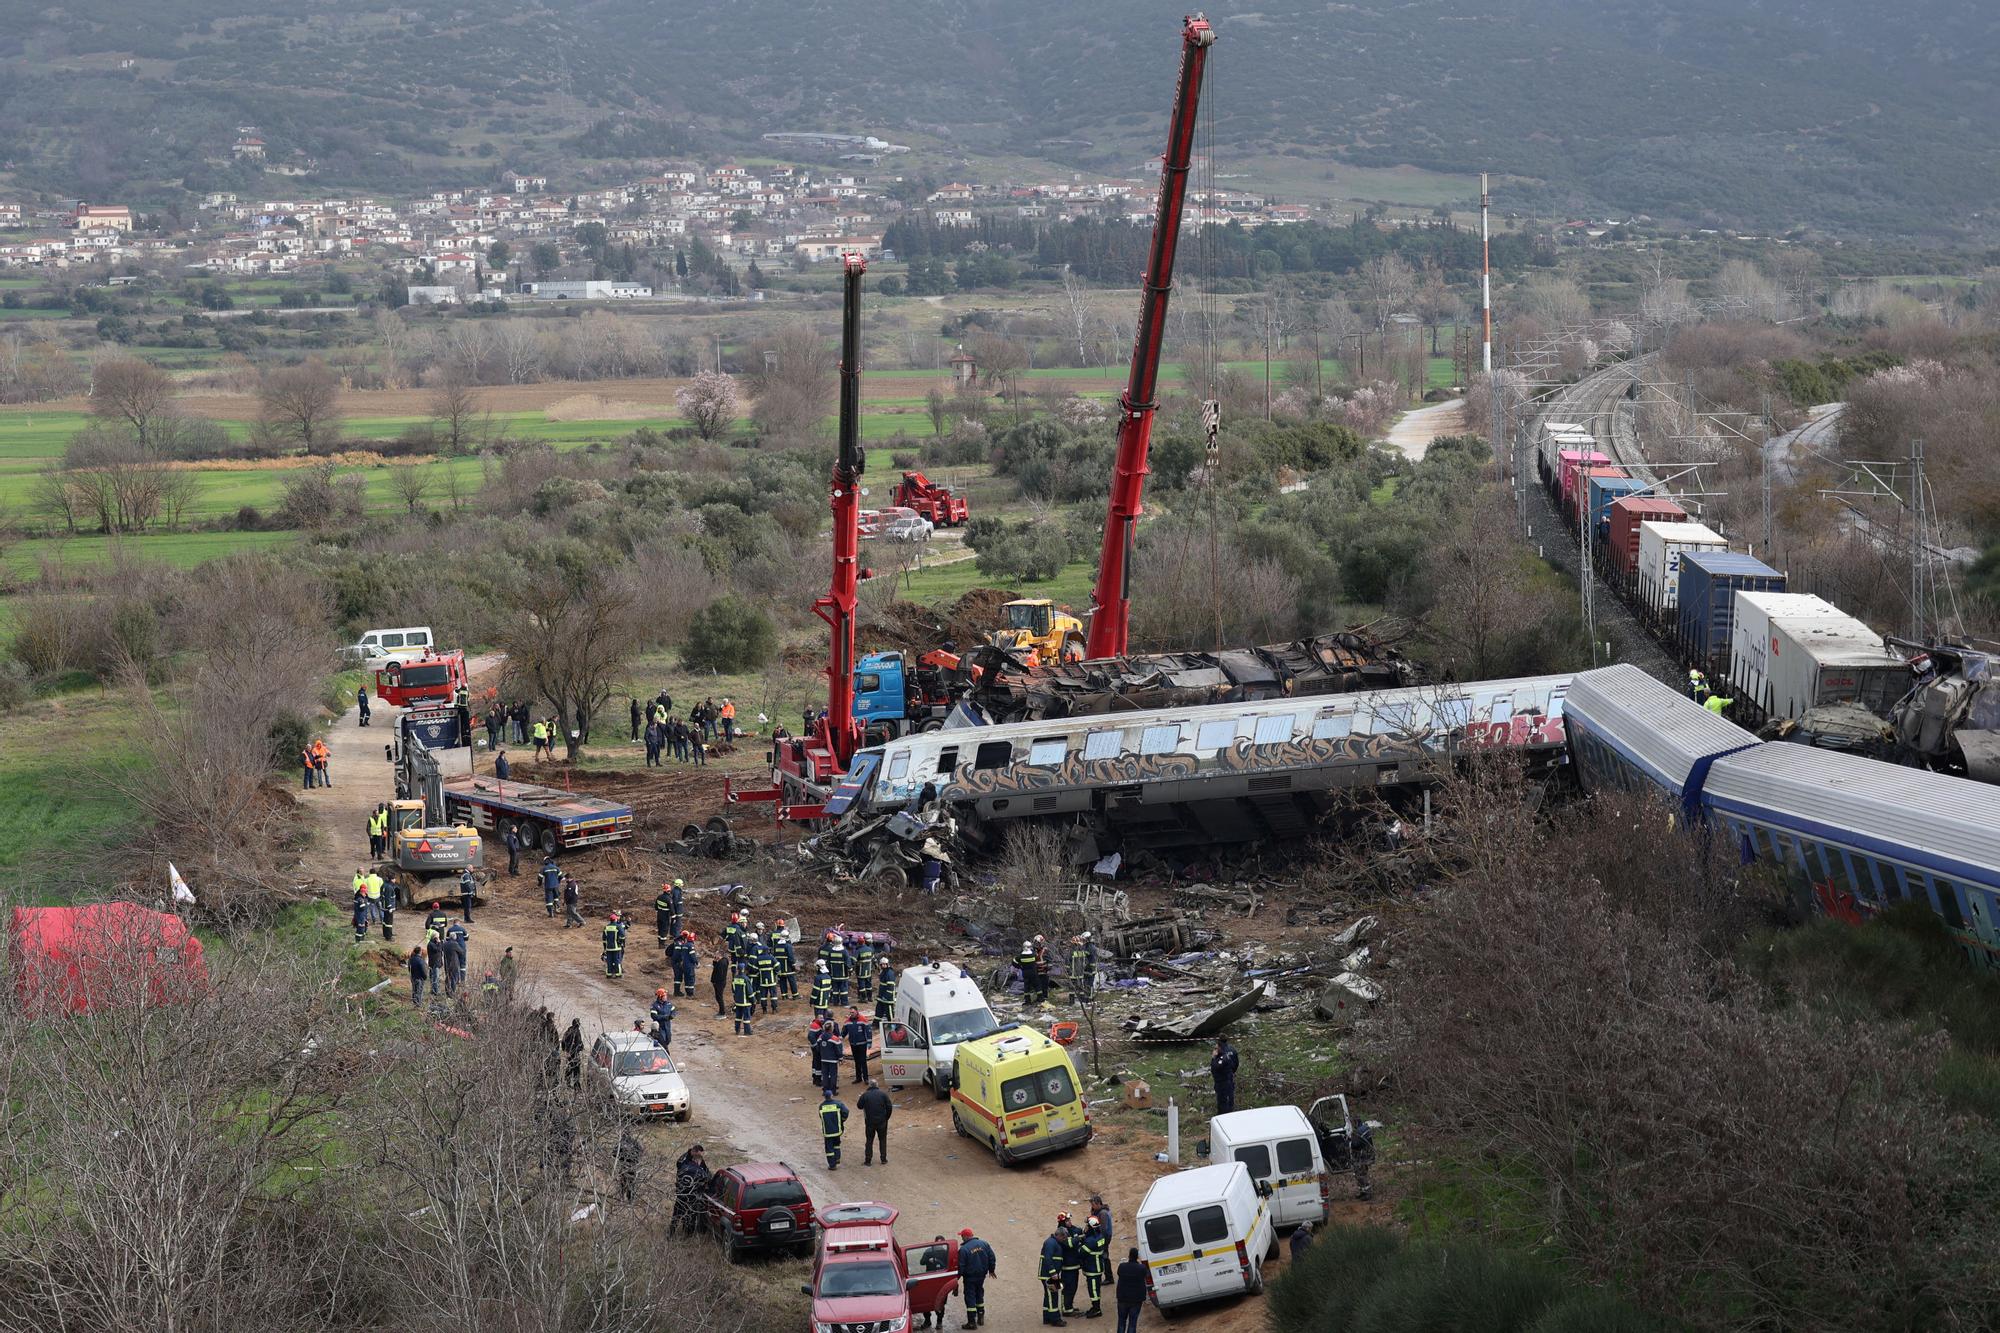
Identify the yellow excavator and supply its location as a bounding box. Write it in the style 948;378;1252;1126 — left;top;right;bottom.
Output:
990;599;1085;664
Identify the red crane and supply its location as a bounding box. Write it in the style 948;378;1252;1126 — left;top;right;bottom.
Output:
749;253;869;818
1085;12;1217;661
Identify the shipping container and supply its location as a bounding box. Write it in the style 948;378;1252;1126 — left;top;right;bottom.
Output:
1607;496;1686;578
1637;521;1728;616
1587;474;1646;537
1571;465;1629;525
1727;592;1911;722
1675;551;1786;675
1559;450;1612;515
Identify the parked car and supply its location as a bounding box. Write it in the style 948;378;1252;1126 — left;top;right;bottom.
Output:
882;514;934;542
806;1202;960;1331
586;1030;690;1120
703;1160;817;1260
1137;1160;1276;1311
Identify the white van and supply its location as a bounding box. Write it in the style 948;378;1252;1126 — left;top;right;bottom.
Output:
341;625;435;666
878;962;1000;1100
1137;1160;1276;1311
1209;1105;1328;1228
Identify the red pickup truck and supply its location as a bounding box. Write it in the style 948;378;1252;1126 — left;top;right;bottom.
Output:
806;1202;959;1333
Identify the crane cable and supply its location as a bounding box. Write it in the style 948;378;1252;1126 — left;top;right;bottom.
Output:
1197;39;1223;648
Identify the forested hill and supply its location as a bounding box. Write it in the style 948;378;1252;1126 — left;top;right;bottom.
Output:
2;0;1995;237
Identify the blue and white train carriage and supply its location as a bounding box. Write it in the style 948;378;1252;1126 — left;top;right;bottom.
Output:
1566;665;2000;967
823;675;1573;850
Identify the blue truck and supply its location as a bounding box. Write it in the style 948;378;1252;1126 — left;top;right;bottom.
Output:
852;649;962;744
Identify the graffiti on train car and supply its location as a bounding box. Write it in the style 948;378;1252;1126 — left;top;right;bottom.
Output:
945;749;1203;800
1460;709;1566;749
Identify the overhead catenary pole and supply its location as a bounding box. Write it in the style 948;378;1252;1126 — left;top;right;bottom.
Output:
1086;12;1217;661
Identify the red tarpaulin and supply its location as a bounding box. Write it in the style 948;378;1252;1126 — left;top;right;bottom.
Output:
8;903;208;1014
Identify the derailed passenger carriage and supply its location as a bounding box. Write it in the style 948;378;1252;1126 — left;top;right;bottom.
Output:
1566;665;2000;969
827;676;1572;854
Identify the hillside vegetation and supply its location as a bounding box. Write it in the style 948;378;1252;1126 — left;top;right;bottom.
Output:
1;1;1996;236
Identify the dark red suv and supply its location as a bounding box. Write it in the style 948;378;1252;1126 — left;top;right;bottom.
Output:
704;1161;818;1260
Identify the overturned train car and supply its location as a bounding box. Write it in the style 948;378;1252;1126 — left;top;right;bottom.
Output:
825;675;1569;856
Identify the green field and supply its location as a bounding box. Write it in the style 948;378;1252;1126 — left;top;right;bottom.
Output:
0;686;145;878
5;528;297;575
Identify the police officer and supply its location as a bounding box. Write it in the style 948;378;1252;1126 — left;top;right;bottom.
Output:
539;857;561;917
827;934;851;1008
649;988;676;1050
602;913;625;978
773;918;798;998
1210;1035;1240;1115
819;1092;849;1170
959;1228;996;1329
854;937;876;1005
1040;1223;1068;1326
1016;939;1040;1004
810;959;833;1019
754;931;780;1015
874;953;897;1024
1080;1215;1110;1318
816;1021;845;1096
664;876;688;948
1058;1212;1083;1316
731;966;754;1036
457;866;477;924
842;1007;872;1085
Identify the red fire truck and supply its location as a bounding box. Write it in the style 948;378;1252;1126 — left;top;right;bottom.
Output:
374;649;467;709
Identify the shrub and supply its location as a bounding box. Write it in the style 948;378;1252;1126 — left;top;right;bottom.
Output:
681;596;776;673
0;658;31;710
1268;1225;1404;1333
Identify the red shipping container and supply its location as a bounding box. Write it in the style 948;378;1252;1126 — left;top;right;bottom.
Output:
1558;450;1611;514
1607;496;1686;576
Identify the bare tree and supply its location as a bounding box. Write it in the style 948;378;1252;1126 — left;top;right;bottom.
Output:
256;360;344;455
971;334;1028;423
428;374;483;455
1360;254;1417;330
489;318;546;384
1518;273;1590;329
88;356;175;448
156;468;200;532
1060;265;1093;365
391;463;434;514
745;323;837;445
674;370;739;440
925;385;949;437
27;466;85;535
498;564;642;760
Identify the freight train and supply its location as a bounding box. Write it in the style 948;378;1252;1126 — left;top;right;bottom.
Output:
1564;664;2000;969
1534;422;1915;738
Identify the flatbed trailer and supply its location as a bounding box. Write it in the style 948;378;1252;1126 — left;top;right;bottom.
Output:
441;772;634;856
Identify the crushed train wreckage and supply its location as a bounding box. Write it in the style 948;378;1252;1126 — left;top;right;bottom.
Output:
800;673;1572;873
951;624;1420;727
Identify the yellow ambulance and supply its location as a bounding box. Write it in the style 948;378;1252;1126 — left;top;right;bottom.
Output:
950;1026;1092;1165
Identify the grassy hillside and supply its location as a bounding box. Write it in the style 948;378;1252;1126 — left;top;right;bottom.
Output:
0;1;1994;236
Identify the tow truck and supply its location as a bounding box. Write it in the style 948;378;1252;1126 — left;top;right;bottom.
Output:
804;1203;960;1333
891;470;969;527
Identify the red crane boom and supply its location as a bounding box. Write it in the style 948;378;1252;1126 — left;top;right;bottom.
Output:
814;253;870;778
1085;12;1217;661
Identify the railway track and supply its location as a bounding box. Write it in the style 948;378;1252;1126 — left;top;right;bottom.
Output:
1523;355;1680;684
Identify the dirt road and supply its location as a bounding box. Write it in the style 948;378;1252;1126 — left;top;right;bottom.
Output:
1383;397;1466;460
309;687;1286;1330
